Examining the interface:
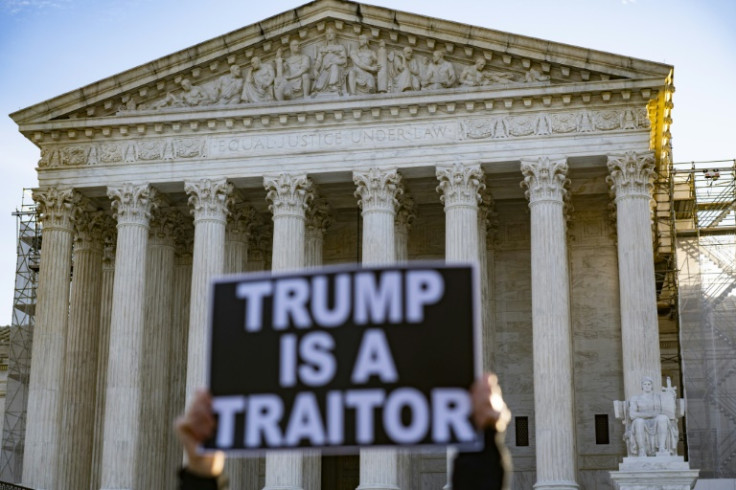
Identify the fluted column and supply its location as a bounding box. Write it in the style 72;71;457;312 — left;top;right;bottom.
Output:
354;168;402;490
136;208;179;489
436;162;485;490
57;207;105;490
23;187;79;489
607;152;661;397
305;198;332;268
521;157;578;490
224;203;259;490
91;217;117;490
164;223;194;485
478;192;495;371
226;204;256;274
100;183;158;489
394;192;415;263
263;173;314;490
185;179;233;400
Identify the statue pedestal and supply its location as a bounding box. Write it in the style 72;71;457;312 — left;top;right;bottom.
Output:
609;456;699;490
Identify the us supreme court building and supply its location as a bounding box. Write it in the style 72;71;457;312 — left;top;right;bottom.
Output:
9;0;681;488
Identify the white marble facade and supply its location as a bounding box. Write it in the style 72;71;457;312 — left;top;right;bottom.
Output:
9;1;677;488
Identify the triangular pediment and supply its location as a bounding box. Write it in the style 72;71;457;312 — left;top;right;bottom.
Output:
11;0;672;128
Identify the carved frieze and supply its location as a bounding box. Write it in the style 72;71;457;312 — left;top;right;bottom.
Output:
106;25;573;117
39;105;649;169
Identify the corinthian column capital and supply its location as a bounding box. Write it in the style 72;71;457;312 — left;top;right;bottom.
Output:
32;186;82;231
74;208;107;252
606;151;655;199
353;168;402;213
227;204;257;241
107;184;159;227
265;173;314;218
149;208;184;245
520;157;569;204
436;162;485;208
185;179;233;223
395;192;416;229
306;199;333;234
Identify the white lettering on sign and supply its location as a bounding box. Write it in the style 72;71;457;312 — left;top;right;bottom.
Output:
235;270;445;332
211;387;475;448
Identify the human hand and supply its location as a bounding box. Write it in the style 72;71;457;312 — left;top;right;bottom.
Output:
471;373;511;432
174;389;225;478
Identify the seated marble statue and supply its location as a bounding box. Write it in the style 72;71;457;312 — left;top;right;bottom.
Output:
614;376;684;457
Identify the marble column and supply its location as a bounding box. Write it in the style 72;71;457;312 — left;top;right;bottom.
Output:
164;223;194;485
263;173;314;490
226;204;256;274
520;157;578;490
100;183;158;489
91;216;117;490
136;208;179;489
22;187;79;489
223;204;259;489
184;179;233;400
478;192;495;371
56;207;105;490
607;152;661;397
304;197;331;490
305;198;331;269
436;162;485;489
354;167;402;490
394;192;415;263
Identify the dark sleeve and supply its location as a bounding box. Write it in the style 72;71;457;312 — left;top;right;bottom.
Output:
452;428;510;490
178;467;221;490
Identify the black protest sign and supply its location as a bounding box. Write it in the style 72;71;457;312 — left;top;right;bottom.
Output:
206;263;480;452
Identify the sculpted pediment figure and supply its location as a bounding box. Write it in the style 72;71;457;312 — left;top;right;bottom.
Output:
12;0;672;126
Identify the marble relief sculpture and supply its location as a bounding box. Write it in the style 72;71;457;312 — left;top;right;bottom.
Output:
242;56;276;103
275;40;312;101
128;27;566;113
313;27;348;96
614;377;684;458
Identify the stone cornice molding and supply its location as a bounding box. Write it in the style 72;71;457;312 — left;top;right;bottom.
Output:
353;168;402;214
32;187;82;231
607;151;655;201
520;157;569;205
26;80;659;146
436;162;485;209
264;174;314;219
185;178;234;223
306;199;333;234
107;183;159;228
73;208;107;252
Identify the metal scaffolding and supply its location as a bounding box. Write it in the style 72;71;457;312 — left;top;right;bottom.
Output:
0;190;40;482
673;159;736;478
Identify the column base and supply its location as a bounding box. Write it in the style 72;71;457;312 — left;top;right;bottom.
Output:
609;456;699;490
356;486;400;490
533;481;579;490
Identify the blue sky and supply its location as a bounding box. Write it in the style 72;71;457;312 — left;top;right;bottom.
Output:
0;0;734;323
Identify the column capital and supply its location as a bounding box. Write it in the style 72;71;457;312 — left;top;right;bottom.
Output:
150;208;184;246
353;168;402;213
185;179;233;223
265;173;314;218
101;215;118;267
74;208;107;252
227;204;257;242
395;191;416;229
107;183;159;227
306;199;333;234
436;162;485;208
607;151;655;200
32;186;82;231
520;157;569;204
